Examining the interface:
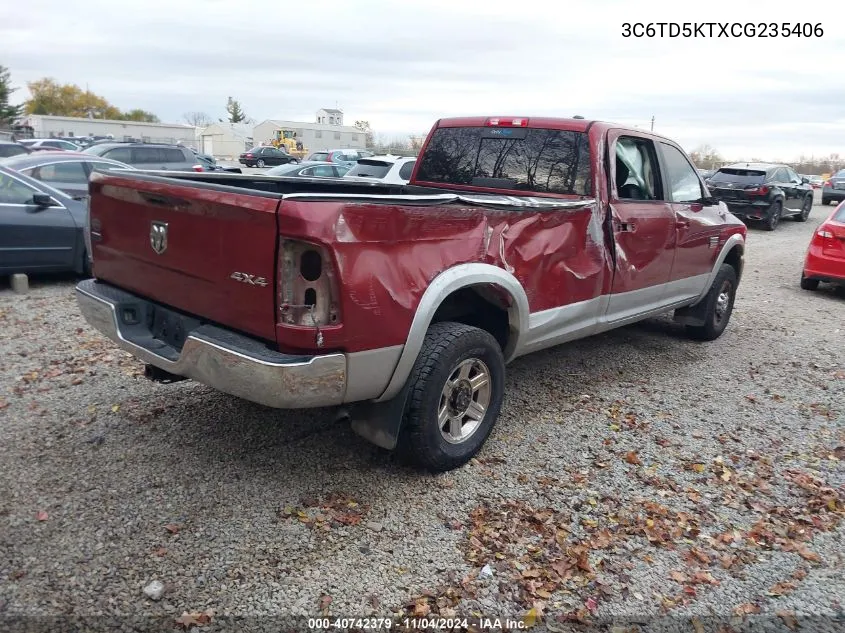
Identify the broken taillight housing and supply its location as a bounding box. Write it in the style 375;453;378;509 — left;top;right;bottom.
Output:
277;239;341;327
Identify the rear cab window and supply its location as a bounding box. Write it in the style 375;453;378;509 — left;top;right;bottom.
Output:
415;125;591;196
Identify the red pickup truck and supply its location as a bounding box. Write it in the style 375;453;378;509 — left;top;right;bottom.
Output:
76;116;746;471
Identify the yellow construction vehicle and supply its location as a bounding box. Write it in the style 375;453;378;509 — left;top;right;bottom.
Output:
270;129;308;159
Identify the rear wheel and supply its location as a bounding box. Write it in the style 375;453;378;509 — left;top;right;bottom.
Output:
256;159;265;168
686;264;738;341
763;201;782;231
795;195;812;222
800;274;819;291
398;322;505;472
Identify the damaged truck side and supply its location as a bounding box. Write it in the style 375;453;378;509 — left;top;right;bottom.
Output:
76;116;747;471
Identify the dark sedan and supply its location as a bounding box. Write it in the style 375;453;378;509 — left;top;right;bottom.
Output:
706;162;814;231
238;146;299;168
822;169;845;205
0;141;31;158
0;165;89;275
0;151;132;200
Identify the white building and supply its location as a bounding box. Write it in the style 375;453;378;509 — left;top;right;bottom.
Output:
15;114;198;147
198;123;252;159
252;109;365;154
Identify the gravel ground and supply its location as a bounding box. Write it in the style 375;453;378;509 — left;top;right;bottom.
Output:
0;194;842;633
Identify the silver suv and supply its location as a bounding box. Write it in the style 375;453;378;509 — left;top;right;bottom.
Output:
82;143;202;171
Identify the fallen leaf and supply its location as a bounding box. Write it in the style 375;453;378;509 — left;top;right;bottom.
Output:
319;594;332;612
776;610;799;631
522;569;542;579
153;547;167;557
71;377;83;385
585;597;598;614
523;607;539;628
36;510;48;522
174;610;213;629
163;523;180;534
796;546;821;563
691;617;705;633
733;603;761;616
0;399;9;410
625;451;641;465
111;404;120;413
669;570;687;584
768;582;796;596
691;463;706;473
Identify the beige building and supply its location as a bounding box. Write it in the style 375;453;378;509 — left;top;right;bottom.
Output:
16;114;198;147
252;109;365;154
198;123;252;159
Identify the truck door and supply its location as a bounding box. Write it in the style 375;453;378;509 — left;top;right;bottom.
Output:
605;131;676;322
656;141;718;301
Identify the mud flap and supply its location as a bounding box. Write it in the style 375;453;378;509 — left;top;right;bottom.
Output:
672;297;708;327
348;381;413;450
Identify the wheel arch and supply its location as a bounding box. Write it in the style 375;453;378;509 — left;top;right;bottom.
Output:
374;263;529;403
691;233;745;305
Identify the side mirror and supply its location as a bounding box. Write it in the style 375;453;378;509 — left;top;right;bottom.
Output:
31;193;56;208
801;177;809;184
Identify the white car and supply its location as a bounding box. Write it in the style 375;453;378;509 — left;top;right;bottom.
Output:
18;138;82;152
343;154;417;184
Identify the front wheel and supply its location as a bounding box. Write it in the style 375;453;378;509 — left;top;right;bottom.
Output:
686;264;738;341
398;322;505;472
795;196;812;222
256;159;265;168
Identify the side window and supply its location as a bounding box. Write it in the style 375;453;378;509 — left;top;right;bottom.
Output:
312;165;335;177
163;148;186;162
0;172;39;204
659;143;703;203
786;167;801;183
88;161;128;172
38;161;89;184
772;168;788;183
132;148;163;164
299;167;315;176
614;136;660;201
104;147;132;162
398;160;416;180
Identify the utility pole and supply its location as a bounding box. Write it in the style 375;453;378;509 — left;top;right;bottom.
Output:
650;116;655;131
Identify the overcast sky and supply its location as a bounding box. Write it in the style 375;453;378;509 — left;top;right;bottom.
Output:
3;0;843;160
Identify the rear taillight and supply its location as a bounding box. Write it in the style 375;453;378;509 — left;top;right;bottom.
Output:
744;185;769;195
817;227;834;239
245;153;253;158
192;164;204;172
277;239;341;336
825;180;833;188
485;117;529;127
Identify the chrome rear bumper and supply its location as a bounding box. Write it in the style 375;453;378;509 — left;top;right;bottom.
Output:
75;279;346;408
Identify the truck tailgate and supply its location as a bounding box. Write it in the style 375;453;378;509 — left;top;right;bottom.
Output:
88;171;280;342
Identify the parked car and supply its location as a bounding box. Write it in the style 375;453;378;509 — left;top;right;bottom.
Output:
305;148;373;166
238;146;299;168
697;168;715;180
75;115;746;472
822;169;845;205
0;151;133;200
801;201;845;291
807;175;823;189
265;162;350;178
194;154;242;174
82;143;204;171
0;141;31;158
706;163;814;230
18;138;81;152
344;155;417;184
0;165;89;275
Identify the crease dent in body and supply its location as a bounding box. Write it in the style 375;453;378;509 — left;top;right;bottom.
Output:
498;224;514;274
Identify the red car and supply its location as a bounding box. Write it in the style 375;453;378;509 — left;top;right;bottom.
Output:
801;201;845;291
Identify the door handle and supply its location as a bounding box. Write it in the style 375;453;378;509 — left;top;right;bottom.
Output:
614;220;636;232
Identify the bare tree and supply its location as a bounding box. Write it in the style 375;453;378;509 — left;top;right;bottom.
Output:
183;111;212;127
688;144;724;170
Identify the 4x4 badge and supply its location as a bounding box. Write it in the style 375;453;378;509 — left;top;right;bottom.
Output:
150;221;168;255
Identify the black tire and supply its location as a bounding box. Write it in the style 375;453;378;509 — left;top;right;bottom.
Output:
685;264;738;341
290;158;299;164
800;275;819;291
795;195;812;222
82;250;92;277
397;322;505;472
763;201;782;231
256;159;265;168
822;198;831;206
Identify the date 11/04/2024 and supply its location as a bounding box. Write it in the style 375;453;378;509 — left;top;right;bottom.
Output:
307;617;527;630
622;22;823;38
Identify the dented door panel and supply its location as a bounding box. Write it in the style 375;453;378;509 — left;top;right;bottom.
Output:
275;198;612;354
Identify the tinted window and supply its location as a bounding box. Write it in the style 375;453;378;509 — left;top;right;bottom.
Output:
311;165;336;177
709;168;766;185
163;148;187;162
88;161;128;172
346;160;392;178
0;144;27;158
615;136;660;200
785;167;801;182
103;147;132;162
416;126;591;195
659;143;702;203
399;160;416;180
132;148;164;164
37;161;89;184
0;172;38;204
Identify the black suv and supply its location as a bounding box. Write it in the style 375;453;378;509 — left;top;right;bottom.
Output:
706;163;814;231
